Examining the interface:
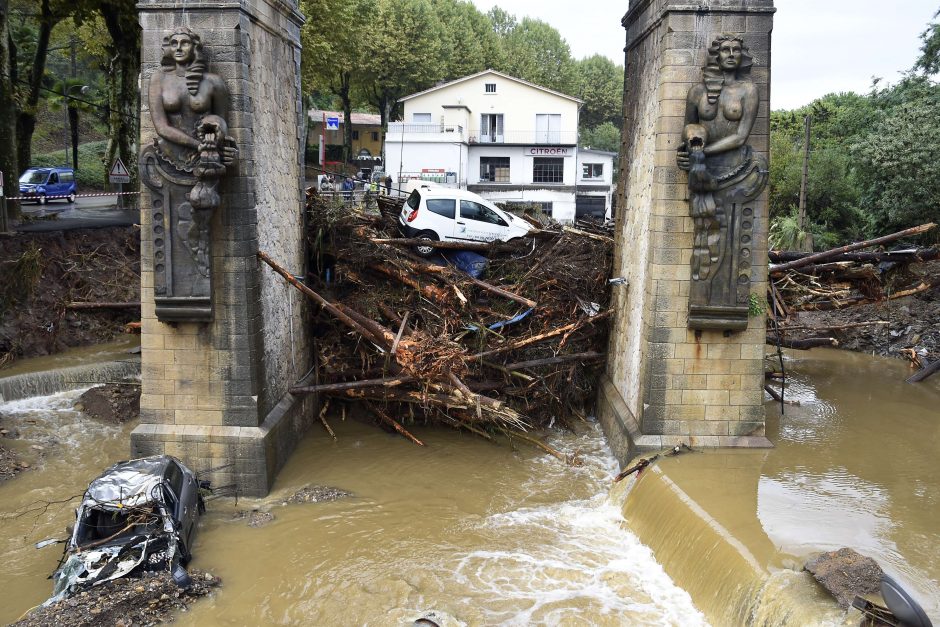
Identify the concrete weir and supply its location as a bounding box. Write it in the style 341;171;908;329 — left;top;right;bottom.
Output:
599;0;776;458
131;0;314;496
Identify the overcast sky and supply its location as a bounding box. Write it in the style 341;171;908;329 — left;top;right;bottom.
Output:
470;0;939;110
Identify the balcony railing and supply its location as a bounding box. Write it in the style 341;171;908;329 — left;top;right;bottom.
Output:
387;123;464;138
469;130;579;145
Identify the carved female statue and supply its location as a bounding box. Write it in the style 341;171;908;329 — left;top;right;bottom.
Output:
677;34;767;330
146;27;236;278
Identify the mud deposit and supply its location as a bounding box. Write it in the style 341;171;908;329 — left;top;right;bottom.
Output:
75;382;141;424
0;227;140;365
12;569;221;627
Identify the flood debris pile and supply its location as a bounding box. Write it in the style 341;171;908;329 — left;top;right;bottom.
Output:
259;191;613;457
12;569;220;627
767;222;940;382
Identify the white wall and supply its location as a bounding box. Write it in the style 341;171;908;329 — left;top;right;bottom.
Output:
385;140;468;188
468;146;577;186
403;72;580;144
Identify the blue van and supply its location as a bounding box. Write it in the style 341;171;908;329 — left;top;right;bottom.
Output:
18;167;78;204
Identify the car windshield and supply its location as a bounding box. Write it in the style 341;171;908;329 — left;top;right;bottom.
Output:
20;170;47;184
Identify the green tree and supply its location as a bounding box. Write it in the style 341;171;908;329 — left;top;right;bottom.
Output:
301;0;373;164
915;9;940;75
580;122;620;153
576;55;623;129
0;0;19;224
500;17;577;95
853;76;940;241
360;0;446;148
432;0;502;78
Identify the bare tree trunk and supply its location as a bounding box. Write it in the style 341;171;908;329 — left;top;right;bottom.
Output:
69;105;79;169
337;71;352;165
0;0;20;224
15;0;57;175
99;1;140;188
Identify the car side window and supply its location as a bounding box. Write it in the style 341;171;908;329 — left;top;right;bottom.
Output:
426;198;455;219
165;461;184;497
461;200;507;226
49;173;58;184
60;171;73;183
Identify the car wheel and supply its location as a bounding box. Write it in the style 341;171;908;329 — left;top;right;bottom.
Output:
38;194;47;205
67;193;76;203
413;231;438;258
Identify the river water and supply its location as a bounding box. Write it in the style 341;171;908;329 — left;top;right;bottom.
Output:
0;348;937;625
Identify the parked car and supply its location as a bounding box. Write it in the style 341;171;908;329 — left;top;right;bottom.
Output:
46;456;205;603
18;167;78;204
399;187;532;257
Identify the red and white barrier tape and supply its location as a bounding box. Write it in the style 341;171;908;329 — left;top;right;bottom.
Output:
3;191;142;201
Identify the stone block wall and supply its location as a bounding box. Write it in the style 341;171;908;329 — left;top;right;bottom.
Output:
133;0;314;496
599;0;775;457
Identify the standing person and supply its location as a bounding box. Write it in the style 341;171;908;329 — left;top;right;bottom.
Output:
384;174;393;196
341;177;354;201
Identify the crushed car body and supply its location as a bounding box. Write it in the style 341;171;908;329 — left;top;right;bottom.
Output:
47;455;204;604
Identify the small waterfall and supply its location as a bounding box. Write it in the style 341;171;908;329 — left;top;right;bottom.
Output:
0;359;140;402
621;463;851;626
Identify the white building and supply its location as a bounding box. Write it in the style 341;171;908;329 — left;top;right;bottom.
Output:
386;70;615;223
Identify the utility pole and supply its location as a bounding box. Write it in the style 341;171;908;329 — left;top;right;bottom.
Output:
797;114;813;251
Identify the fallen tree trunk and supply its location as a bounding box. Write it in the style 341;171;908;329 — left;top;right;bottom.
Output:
906;359;940;384
766;335;839;349
769;247;939;264
371;237;517;253
503;351;606;370
66;301;141;310
771;223;937;273
290;376;414;395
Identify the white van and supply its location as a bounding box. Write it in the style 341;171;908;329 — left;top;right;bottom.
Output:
398;188;532;256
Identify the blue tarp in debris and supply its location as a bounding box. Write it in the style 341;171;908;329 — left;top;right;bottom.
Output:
466;308;534;333
442;250;489;279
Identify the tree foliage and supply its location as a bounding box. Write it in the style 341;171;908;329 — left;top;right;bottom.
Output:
576;54;623;129
499;17;578;95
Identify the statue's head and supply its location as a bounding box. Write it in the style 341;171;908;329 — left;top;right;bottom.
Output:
161;27;208;95
703;34;753;103
705;34;753;74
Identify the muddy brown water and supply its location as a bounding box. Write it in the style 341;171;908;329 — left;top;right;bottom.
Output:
0;348;937;625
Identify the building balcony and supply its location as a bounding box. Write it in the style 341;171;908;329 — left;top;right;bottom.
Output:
468;130;578;145
387;123;465;142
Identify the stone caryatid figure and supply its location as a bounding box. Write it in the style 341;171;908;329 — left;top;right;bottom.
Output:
677;34;768;331
140;27;237;321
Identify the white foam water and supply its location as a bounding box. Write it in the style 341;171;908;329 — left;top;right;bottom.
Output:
453;426;708;626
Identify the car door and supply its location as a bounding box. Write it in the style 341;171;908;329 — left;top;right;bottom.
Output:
423;197;457;241
47;171;61;198
458;199;509;242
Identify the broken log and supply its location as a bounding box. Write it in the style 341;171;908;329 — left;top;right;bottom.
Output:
562;225;615;244
258;251;387;347
365;401;425;446
769;247;939;264
366;264;452;304
469;311;611;360
406;258;537;308
66;301;141;310
503;351;606;370
776;321;890;332
764;384;800;405
770;223;937;272
318;400;336;440
906;359;940;384
370;237;516;253
766;335;839;349
289;376;414;395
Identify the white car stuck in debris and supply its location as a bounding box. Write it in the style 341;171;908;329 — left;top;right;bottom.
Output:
398;187;532;257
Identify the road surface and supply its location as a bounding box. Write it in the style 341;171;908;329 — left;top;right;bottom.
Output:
12;193;138;232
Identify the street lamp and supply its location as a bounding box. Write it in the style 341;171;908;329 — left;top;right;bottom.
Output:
63;85;89;169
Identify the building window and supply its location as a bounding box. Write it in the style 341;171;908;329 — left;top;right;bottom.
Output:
480;114;503;143
582;163;603;179
535;114;561;143
533;157;564;184
412;112;432;123
485;82;496;93
371;131;379;141
480;157;510;182
352;130;360;140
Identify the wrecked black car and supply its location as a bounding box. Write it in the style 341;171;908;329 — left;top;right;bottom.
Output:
47;455;204;603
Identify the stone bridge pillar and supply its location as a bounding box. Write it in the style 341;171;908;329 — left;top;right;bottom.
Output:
599;0;775;459
131;0;314;496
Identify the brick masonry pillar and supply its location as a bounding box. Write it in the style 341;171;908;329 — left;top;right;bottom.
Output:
131;0;315;496
598;0;775;458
